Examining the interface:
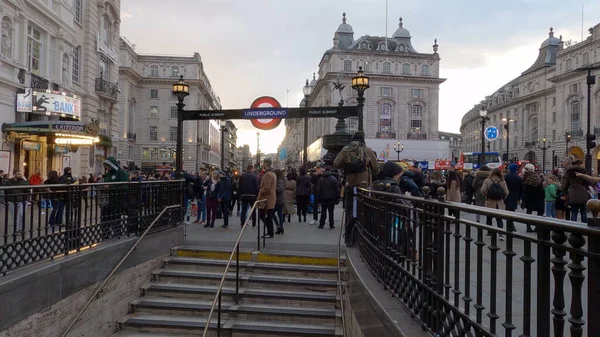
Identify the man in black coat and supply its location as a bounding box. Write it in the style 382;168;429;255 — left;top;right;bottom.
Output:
238;165;259;227
315;167;339;229
504;163;524;232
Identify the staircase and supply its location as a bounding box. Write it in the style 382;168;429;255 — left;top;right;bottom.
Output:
112;246;343;337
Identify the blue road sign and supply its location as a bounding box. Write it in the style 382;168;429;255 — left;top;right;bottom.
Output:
485;126;499;141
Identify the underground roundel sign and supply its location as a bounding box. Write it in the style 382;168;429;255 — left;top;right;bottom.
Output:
249;96;283;130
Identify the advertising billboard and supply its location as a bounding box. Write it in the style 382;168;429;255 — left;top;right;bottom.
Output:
33;91;81;119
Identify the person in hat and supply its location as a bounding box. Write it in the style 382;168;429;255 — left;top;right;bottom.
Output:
503;163;523;231
216;169;232;229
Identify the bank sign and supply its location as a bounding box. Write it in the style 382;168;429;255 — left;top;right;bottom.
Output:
33;92;81;119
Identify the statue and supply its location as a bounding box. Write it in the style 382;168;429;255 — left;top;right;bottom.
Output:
1;19;13;59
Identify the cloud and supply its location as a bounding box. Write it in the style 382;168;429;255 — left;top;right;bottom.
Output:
120;11;132;19
137;9;144;15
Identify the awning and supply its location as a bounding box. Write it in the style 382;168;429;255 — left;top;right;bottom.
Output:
1;121;111;147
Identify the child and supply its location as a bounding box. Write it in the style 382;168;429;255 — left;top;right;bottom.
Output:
544;175;560;218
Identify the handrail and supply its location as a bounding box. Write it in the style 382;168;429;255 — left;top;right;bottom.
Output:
338;211;347;337
61;205;181;337
201;199;266;337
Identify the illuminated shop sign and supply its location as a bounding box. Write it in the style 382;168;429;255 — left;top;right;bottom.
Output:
55;138;99;145
33;91;81;119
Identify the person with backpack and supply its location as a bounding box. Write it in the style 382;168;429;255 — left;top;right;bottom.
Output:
461;170;476;204
334;131;378;242
472;165;491;224
480;168;509;240
522;163;544;232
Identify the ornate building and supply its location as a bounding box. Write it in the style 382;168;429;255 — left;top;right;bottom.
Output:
118;38;222;173
281;13;445;166
0;0;122;177
460;23;600;172
438;131;462;162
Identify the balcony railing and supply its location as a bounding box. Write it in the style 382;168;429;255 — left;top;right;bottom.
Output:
569;129;584;137
376;131;396;139
407;132;427;140
594;127;600;136
524;141;537;148
127;132;136;141
95;77;118;102
31;73;49;90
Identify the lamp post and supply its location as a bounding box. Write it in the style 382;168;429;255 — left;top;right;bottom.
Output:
565;133;572;157
172;75;190;177
256;132;260;167
538;137;550;173
577;65;600;174
393;141;404;161
479;107;489;168
302;79;313;166
502;117;515;164
220;120;227;169
351;66;370;133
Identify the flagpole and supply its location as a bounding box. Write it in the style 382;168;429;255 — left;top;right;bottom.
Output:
385;0;388;50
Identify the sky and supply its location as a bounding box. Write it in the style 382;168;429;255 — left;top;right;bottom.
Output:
120;0;600;155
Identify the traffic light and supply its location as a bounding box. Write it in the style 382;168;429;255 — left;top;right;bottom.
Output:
587;133;597;149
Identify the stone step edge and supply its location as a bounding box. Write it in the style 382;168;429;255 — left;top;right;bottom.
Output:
151;269;339;286
163;256;342;272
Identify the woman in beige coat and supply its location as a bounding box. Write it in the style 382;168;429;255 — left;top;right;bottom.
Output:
480;168;509;240
445;170;461;216
283;173;297;222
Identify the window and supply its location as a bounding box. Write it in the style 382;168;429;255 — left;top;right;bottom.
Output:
100;15;110;45
169;127;178;142
583;52;589;65
410;105;423;129
149;126;158;141
27;25;42;75
571;101;581;133
552;130;556;142
382;62;391;74
552;97;556;106
552;111;556;123
99;55;109;79
530;117;538;142
421;64;430;76
150;65;159;77
347;117;358;133
566;59;572;71
150;89;158;99
149;106;158;118
72;46;80;82
171;66;179;77
378;103;392;135
411;88;423;98
570;83;580;93
170;106;178;118
343;60;352;71
363;62;371;72
380;87;392;97
1;17;13;59
402;63;411;75
74;0;82;24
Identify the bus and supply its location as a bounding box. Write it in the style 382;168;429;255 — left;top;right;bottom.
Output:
460;152;502;170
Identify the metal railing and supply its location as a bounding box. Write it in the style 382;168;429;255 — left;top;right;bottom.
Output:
201;199;266;337
354;187;600;337
95;77;118;101
60;205;180;337
337;212;347;337
0;180;184;274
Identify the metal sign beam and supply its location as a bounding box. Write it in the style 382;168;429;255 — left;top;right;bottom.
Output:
181;106;358;121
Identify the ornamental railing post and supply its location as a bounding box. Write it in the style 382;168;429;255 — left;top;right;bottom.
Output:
586;200;600;337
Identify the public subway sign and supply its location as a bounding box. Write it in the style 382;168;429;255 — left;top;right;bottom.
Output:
33;91;81;119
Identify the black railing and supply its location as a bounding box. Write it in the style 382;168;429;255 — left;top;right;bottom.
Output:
407;132;427;140
0;180;184;274
31;73;49;90
354;187;600;337
571;129;584;137
376;131;397;139
525;141;537;147
95;77;118;101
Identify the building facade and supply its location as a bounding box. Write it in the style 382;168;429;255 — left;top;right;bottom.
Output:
222;120;237;169
460;23;600;172
118;38;222;173
0;0;121;178
438;131;462;162
280;13;445;167
236;145;252;170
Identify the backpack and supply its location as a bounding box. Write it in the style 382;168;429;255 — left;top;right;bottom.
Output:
372;178;398;193
342;142;366;174
487;180;505;200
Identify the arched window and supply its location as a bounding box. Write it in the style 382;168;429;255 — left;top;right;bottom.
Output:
583;52;590;65
571;101;581;133
343;60;352;71
150;65;159;77
72;46;80;82
100;15;110;45
1;17;13;59
421;64;430;76
410;105;422;131
128;99;136;134
565;59;572;71
402;63;411;75
378;103;392;136
382;62;391;74
529;117;538;142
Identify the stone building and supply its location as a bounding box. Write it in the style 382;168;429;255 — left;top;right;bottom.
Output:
222;120;237;169
280;13;445;167
0;0;122;177
438;131;462;162
460;23;600;172
118;38;222;173
235;145;252;170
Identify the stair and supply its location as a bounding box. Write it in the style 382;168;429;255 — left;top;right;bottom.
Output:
114;247;343;337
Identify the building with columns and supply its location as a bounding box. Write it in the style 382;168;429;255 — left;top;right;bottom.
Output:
280;13;445;167
118;37;222;173
460;23;600;172
0;0;122;178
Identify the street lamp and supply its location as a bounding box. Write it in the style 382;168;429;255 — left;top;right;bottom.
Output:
351;66;370;132
538;137;550;173
479;107;489;168
172;75;190;177
302;79;313;166
393;141;404;161
220;120;227;169
577;64;600;174
502;117;515;165
565;133;572;157
256;132;261;167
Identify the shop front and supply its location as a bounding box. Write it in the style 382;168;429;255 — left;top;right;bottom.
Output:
1;120;105;179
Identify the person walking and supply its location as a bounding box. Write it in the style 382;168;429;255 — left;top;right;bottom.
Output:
562;160;590;222
193;171;207;225
309;165;324;225
257;159;277;238
480;168;509;240
217;170;232;229
203;171;219;228
503;163;523;232
445;170;461;216
461;170;476;204
295;167;311;222
315;167;339;229
544;174;560;218
5;170;29;234
521;164;545;232
283;171;297;223
230;175;240;216
239;165;259;227
472;165;491;224
274;169;285;234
